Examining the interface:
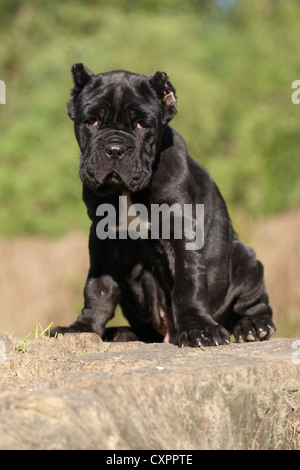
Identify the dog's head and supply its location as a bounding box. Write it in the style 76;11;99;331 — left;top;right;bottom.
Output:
67;63;177;194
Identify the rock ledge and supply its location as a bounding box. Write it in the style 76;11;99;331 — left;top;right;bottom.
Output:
0;334;299;450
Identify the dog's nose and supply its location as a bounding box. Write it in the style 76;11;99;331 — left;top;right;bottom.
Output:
104;144;127;160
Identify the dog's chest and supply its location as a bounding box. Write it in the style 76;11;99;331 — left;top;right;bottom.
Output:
115;190;150;235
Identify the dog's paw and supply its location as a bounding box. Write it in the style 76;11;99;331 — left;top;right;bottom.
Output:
233;314;276;343
49;325;77;337
177;325;230;347
49;321;95;338
102;327;140;342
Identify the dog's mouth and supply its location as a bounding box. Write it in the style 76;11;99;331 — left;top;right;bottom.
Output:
105;171;123;185
97;171;135;192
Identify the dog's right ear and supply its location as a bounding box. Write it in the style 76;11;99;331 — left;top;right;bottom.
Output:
67;63;95;120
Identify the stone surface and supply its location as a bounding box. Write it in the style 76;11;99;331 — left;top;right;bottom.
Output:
0;334;299;450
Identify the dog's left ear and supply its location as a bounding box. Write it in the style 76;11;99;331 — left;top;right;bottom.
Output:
67;63;95;120
149;72;177;124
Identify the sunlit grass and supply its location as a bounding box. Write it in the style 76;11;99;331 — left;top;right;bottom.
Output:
15;314;54;353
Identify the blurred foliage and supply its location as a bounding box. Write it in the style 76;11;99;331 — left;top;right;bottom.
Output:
0;0;300;235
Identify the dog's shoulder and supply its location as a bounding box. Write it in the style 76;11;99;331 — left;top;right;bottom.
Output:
159;126;214;188
156;126;229;216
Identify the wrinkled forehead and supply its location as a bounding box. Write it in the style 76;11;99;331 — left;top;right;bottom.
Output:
80;71;157;111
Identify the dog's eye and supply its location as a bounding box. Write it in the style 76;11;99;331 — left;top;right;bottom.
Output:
86;118;99;127
136;121;148;130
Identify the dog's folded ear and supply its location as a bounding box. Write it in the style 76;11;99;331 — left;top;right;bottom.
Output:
149;71;177;124
71;63;95;93
67;63;95;120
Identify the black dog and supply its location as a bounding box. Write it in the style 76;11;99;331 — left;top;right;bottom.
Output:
51;63;276;347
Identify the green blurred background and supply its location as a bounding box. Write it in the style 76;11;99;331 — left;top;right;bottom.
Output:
0;0;299;337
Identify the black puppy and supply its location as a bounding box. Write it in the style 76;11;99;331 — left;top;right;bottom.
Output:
51;63;276;347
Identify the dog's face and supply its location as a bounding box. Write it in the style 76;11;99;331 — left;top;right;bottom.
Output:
67;64;177;194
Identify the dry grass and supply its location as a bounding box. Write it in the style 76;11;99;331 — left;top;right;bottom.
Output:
253;210;300;337
0;233;89;337
0;211;299;338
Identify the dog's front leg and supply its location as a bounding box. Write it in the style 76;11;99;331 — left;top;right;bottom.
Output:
170;242;230;347
50;273;120;337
